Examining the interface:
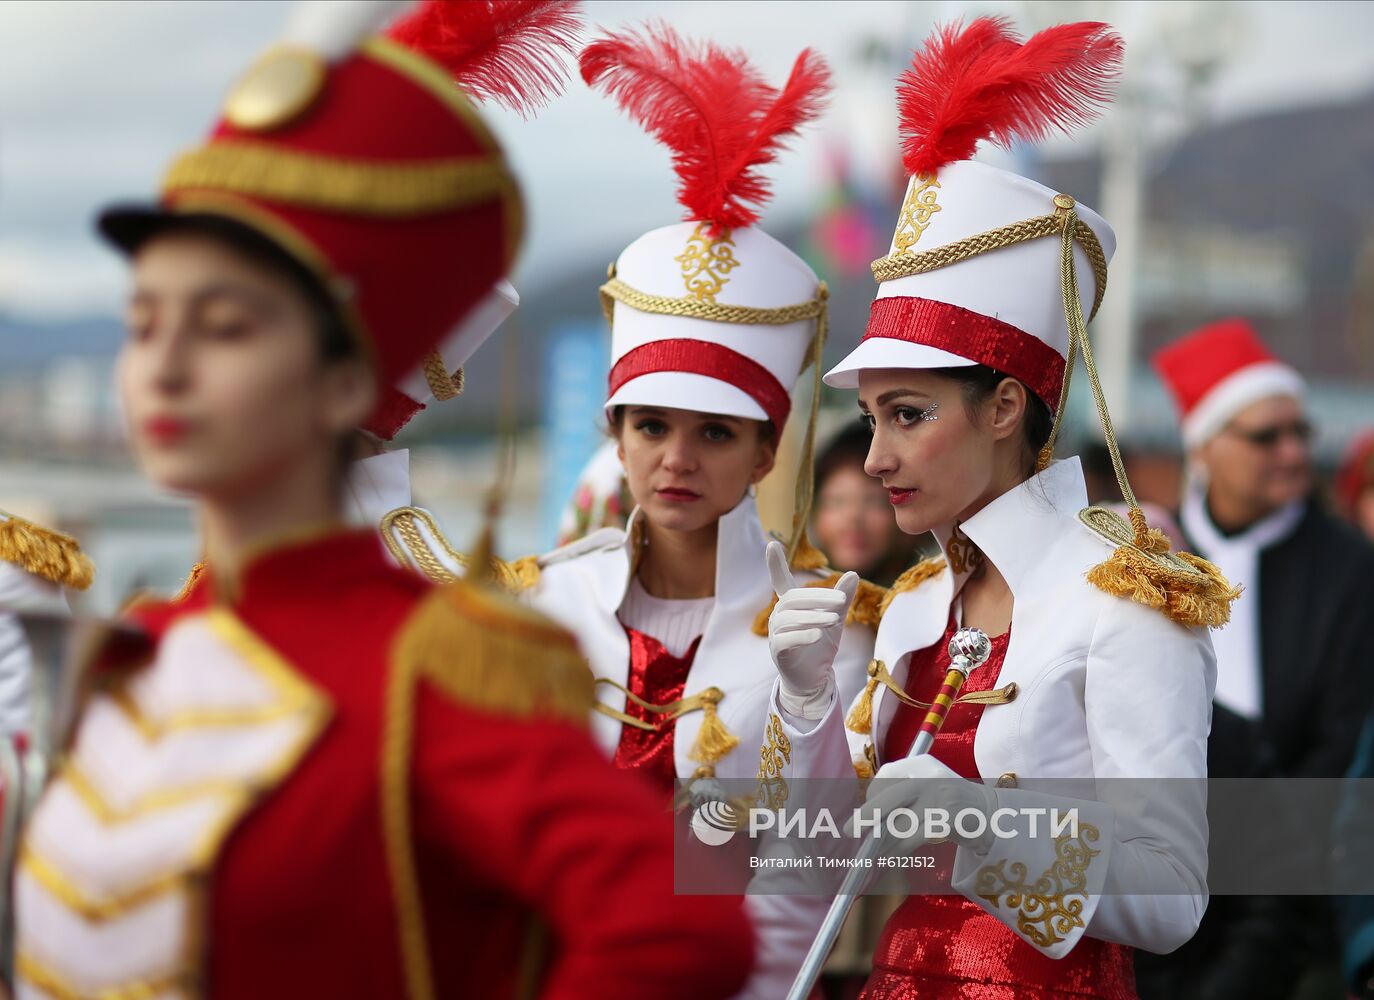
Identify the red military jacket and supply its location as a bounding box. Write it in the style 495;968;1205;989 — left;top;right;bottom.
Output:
15;529;752;999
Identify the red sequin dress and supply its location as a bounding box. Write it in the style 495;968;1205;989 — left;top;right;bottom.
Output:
864;612;1137;1000
612;626;703;796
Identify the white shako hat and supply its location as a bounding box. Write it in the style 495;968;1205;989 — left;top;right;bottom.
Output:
581;23;832;433
824;17;1122;415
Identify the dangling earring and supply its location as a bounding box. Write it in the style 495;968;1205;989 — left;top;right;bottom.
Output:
748;482;758;497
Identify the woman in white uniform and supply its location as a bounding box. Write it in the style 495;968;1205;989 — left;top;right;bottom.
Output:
517;24;879;1000
762;18;1236;999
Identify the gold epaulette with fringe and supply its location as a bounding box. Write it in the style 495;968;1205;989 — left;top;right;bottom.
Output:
382;578;593;1000
0;513;94;590
380;506;540;593
1078;507;1240;628
392;578;593;723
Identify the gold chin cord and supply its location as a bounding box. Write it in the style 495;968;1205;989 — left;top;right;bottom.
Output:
598;268;830;564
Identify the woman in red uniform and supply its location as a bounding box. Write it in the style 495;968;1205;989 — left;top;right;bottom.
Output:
12;4;753;998
762;18;1235;999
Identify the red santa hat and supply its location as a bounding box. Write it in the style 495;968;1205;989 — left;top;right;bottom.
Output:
1151;318;1307;448
580;23;831;432
824;17;1122;411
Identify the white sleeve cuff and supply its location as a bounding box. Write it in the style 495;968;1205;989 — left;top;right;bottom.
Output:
776;673;836;723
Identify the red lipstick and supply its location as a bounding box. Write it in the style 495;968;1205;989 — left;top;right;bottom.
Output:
888;486;917;506
144;416;189;445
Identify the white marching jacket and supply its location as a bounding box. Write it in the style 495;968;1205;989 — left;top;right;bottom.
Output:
769;457;1216;959
522;491;876;999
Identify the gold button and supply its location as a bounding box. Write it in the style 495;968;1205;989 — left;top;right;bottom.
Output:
996;772;1018;788
225;46;327;132
1053;194;1076;210
1001;683;1018;703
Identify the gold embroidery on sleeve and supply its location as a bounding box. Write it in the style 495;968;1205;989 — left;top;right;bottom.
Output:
974;824;1101;947
754;713;792;811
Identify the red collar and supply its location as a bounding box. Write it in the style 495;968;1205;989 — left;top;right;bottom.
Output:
129;528;392;638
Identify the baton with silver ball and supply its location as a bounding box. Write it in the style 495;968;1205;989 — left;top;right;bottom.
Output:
784;626;992;1000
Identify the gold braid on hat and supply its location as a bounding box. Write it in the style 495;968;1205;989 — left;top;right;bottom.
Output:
870;189;1236;627
599;263;830;565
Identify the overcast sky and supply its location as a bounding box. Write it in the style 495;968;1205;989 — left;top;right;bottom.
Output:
2;0;1373;321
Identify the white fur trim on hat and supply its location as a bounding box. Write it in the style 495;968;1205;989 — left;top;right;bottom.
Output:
1184;361;1307;448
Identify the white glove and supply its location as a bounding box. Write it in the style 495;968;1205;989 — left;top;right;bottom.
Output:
765;540;858;720
846;754;998;855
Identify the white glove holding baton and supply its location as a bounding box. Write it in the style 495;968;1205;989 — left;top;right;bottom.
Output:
765;539;859;720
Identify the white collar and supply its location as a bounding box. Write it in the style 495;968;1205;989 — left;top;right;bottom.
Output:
343;449;412;528
931;457;1090;601
1181;486;1304;559
599;491;771;615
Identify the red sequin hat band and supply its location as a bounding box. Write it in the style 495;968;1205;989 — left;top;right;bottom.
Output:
608;339;792;428
862;297;1065;410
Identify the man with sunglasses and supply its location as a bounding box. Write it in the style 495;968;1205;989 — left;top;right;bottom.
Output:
1154;318;1374;778
1145;319;1374;1000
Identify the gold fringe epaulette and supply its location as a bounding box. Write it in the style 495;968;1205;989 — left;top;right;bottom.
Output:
392;578;593;723
380;506;540;593
750;573;888;637
383;576;592;1000
1079;507;1240;628
0;514;94;590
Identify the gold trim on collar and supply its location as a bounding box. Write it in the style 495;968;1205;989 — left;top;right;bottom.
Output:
379;506;539;591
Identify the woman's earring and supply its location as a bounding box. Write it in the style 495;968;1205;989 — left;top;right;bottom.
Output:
748;483;759;497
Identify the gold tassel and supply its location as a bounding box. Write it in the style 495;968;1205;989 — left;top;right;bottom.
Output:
0;514;94;590
750;573;889;637
503;555;541;591
392;580;595;723
845;662;883;735
853;744;878;786
687;687;739;765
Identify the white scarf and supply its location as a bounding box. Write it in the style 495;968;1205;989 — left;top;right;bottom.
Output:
1181;485;1303;719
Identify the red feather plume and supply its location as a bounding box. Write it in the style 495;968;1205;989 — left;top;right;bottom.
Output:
388;1;585;117
899;16;1123;177
580;22;831;231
